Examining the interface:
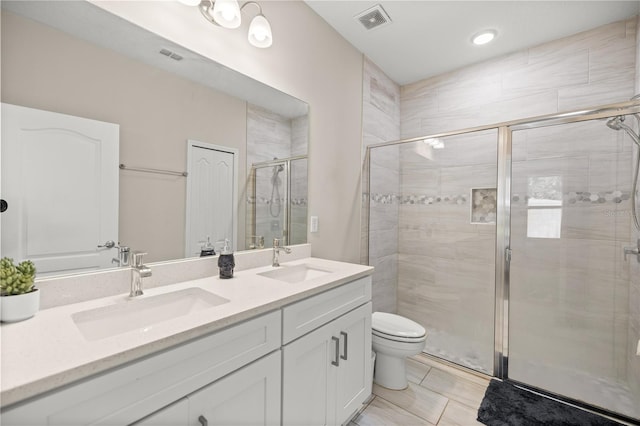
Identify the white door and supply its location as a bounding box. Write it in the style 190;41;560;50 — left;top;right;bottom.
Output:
1;103;119;275
185;141;237;257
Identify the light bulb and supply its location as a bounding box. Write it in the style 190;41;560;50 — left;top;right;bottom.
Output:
212;0;241;28
248;14;272;48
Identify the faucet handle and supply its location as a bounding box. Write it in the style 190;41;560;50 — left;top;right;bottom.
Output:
273;238;281;248
132;251;148;267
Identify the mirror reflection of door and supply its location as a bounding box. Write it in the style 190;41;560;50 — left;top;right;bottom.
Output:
1;103;119;275
185;141;238;257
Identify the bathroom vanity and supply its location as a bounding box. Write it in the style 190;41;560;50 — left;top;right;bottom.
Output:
0;253;373;426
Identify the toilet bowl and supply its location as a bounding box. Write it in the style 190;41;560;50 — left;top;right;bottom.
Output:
372;312;426;390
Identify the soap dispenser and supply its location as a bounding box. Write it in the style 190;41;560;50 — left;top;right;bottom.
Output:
218;239;235;279
200;237;216;257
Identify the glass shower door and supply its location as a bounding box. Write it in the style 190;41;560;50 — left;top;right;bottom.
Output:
508;116;640;420
390;128;498;375
252;161;288;248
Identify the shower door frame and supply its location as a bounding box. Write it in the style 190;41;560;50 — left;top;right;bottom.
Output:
250;155;307;247
365;99;640;423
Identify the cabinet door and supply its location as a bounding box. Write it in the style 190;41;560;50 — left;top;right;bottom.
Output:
282;320;337;426
132;399;189;426
333;302;372;425
187;351;281;426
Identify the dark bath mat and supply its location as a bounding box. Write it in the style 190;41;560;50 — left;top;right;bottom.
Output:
477;379;623;426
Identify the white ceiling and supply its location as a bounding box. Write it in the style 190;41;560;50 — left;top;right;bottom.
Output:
305;1;640;85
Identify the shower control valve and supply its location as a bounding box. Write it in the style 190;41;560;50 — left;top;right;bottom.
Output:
623;239;640;263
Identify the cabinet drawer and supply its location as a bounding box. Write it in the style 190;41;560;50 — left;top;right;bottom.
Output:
2;310;281;425
282;276;372;344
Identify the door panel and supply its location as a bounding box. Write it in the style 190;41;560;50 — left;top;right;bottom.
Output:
508;118;639;420
334;302;372;425
188;351;281;426
282;321;334;426
185;141;236;256
1;103;119;274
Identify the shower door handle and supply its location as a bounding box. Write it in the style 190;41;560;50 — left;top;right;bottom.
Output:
624;239;640;263
331;336;340;367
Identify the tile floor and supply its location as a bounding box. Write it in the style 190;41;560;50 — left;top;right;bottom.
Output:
351;354;490;426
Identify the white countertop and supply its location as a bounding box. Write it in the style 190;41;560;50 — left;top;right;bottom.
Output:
0;257;373;407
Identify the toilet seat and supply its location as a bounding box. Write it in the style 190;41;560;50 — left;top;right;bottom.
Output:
372;312;426;343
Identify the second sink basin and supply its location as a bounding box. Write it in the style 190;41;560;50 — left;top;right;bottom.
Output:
258;263;331;283
72;287;230;341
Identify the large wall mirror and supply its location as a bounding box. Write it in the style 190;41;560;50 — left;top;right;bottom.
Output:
1;1;309;277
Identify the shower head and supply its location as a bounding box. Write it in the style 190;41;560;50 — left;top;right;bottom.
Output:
606;115;640;147
606;116;623;131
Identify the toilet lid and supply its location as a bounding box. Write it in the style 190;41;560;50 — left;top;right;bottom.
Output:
372;312;426;339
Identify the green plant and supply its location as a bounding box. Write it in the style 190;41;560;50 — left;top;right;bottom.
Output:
0;257;37;296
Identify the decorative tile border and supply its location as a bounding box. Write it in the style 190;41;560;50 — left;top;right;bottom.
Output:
246;196;307;206
512;190;631;204
364;190;632;206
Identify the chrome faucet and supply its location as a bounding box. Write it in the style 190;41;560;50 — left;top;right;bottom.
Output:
130;251;152;297
624;239;640;263
272;238;291;267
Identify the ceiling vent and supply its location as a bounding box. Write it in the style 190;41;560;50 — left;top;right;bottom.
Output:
355;4;392;31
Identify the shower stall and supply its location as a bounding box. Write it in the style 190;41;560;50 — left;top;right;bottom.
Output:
249;155;308;248
365;99;640;422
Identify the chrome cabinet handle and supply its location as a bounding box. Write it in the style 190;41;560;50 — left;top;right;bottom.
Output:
331;336;340;367
198;415;208;426
340;331;348;360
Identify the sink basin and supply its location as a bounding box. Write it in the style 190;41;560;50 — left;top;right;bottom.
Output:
258;263;331;283
72;288;229;341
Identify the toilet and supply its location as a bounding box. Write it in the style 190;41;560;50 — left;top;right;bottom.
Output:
372;312;427;390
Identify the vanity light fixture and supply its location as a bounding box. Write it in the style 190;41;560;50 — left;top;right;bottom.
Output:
472;29;497;46
179;0;273;48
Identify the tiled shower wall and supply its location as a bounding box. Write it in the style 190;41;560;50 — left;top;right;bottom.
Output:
392;16;638;387
401;19;637;138
361;58;401;313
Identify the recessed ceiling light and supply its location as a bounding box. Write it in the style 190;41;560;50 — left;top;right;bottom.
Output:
472;30;497;46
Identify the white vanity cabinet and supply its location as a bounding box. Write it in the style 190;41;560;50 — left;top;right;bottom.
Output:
2;310;281;426
282;276;372;426
1;269;374;426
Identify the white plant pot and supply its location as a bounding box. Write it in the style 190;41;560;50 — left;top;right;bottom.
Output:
1;289;40;323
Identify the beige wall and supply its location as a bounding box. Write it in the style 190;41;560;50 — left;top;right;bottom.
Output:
1;11;248;263
92;1;365;263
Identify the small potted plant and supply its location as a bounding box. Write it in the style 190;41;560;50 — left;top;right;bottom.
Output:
0;257;39;322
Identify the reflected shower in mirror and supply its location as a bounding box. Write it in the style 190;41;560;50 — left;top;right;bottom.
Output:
246;104;309;249
0;1;309;277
